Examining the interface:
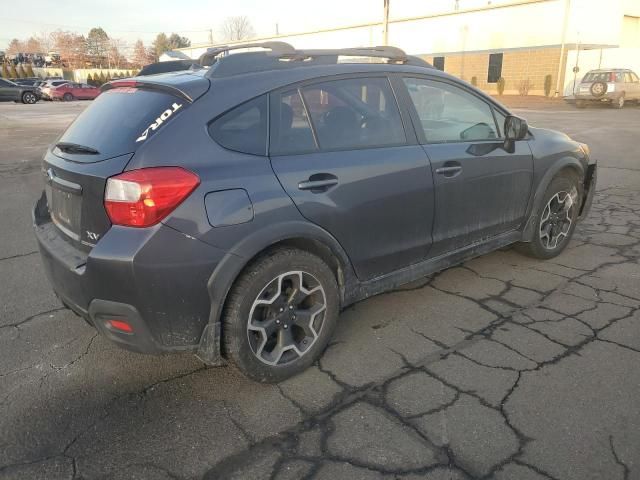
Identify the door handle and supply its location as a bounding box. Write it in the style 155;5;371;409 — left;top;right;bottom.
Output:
298;174;338;192
435;165;462;177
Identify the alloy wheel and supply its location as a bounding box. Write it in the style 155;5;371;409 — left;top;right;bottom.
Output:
24;92;36;104
247;271;327;366
539;190;576;250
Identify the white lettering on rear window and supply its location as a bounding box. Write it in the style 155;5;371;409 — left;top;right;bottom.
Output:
136;102;183;143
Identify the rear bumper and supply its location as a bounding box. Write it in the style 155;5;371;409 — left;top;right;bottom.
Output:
573;92;621;101
33;192;227;359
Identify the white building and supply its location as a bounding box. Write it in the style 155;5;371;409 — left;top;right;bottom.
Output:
176;0;640;96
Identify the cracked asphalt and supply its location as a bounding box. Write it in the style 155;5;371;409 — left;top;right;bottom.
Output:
1;101;639;479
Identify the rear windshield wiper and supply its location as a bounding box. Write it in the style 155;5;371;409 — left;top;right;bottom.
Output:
55;142;100;155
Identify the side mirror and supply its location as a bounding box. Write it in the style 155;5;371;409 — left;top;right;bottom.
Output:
503;115;528;153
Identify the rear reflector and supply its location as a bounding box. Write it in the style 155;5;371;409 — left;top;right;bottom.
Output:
105;167;200;227
106;319;134;333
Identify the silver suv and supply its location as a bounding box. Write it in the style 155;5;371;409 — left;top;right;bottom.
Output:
574;69;640;109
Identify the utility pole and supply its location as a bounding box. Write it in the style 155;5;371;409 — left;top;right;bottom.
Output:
382;0;390;45
555;0;571;97
208;29;213;45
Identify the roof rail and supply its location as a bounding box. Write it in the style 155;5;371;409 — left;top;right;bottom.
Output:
198;41;296;66
199;42;432;77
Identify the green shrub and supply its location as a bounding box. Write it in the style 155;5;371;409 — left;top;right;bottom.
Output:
544;74;553;97
17;65;27;78
86;73;93;85
9;64;18;79
25;64;35;77
0;63;9;78
470;76;478;87
99;71;106;85
497;77;506;95
105;72;112;83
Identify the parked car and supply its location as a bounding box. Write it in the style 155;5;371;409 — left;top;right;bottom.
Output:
574;68;640;108
38;80;70;100
13;77;41;87
33;43;596;382
49;82;100;101
0;78;40;103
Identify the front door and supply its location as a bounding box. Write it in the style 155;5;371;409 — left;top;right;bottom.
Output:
269;76;435;280
401;76;534;256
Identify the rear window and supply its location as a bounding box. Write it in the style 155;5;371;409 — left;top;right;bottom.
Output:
583;71;623;82
57;88;186;161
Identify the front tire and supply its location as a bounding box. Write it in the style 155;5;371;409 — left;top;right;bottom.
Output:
517;173;581;259
63;93;74;102
612;94;625;109
222;248;340;382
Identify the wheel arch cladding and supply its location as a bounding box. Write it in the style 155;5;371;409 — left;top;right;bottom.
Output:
196;231;355;365
522;158;585;241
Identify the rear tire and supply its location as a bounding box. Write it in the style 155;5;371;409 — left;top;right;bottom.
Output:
63;93;73;102
517;173;581;259
21;92;37;104
222;248;340;383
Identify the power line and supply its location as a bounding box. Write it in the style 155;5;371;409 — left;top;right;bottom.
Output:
0;18;212;34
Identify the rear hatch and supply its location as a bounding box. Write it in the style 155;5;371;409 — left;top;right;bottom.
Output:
41;72;209;250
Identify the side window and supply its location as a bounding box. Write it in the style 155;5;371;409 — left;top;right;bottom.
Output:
0;79;9;87
404;77;501;143
300;77;406;151
632;72;640;82
270;89;317;156
209;95;268;156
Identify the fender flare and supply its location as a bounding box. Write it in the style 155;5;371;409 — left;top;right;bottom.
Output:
522;158;585;241
195;221;356;365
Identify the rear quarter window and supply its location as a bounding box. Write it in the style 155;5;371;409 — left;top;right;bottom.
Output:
208;95;268;156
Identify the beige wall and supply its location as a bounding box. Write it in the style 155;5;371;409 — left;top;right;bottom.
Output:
423;47;565;96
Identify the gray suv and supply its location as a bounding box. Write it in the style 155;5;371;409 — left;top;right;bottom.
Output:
33;43;596;382
574;68;640;108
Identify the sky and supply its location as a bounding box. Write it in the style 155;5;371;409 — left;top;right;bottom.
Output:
0;0;383;52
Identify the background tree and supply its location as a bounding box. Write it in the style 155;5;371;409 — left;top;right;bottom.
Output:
221;16;255;41
87;27;109;66
132;40;156;67
24;37;43;53
167;33;191;49
6;39;22;55
152;33;169;58
51;31;88;69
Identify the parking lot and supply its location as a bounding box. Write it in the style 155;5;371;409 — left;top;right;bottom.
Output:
0;100;639;479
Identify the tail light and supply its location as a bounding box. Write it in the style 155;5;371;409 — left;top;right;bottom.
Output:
105;167;199;227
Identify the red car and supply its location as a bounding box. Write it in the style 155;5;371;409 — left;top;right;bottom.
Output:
50;83;100;101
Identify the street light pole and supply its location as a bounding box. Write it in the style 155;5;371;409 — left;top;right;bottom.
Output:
383;0;390;45
555;0;571;97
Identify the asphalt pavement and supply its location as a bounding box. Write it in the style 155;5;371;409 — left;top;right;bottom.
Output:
0;100;638;479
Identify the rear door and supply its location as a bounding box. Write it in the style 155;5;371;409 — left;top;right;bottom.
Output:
400;76;534;256
269;75;435;280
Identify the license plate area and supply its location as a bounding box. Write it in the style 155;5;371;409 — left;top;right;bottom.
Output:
48;184;82;241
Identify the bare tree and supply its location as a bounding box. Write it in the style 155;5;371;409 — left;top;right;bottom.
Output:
220;16;255;42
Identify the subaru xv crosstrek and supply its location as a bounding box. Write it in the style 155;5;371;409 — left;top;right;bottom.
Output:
34;43;596;382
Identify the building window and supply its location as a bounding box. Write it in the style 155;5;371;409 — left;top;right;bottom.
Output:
487;53;503;83
433;56;445;71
